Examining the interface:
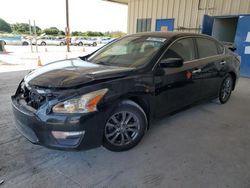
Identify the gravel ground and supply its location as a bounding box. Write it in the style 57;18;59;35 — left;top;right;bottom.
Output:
0;70;250;188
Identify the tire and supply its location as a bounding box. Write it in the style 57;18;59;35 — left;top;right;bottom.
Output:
92;42;97;47
78;42;83;46
218;74;233;104
22;41;29;46
41;42;46;46
59;42;64;46
103;100;147;152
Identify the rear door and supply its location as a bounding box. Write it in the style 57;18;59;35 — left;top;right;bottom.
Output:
153;37;202;118
194;37;226;99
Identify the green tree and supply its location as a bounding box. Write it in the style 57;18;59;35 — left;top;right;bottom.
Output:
86;31;104;37
105;31;126;38
43;27;60;35
11;23;28;33
71;31;87;36
58;30;65;35
11;23;41;34
0;18;12;33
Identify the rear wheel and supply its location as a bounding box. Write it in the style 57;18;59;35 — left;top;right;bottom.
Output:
103;100;147;151
218;74;233;104
78;42;83;46
59;42;64;46
41;42;46;46
92;42;97;47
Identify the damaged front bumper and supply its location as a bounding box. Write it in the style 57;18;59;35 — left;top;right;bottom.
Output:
11;81;106;150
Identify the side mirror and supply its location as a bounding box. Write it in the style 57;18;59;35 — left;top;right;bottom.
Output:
229;46;237;52
160;58;184;68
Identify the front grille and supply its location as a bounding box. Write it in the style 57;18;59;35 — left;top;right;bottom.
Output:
19;83;46;110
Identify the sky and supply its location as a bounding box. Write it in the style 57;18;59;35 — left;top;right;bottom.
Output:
0;0;128;32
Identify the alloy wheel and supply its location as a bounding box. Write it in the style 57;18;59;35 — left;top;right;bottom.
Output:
220;76;233;102
105;111;140;146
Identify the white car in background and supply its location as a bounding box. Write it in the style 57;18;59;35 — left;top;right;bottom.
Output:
74;37;98;46
35;36;66;46
0;36;30;46
100;37;116;44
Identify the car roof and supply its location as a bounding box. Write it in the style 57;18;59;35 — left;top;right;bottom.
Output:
128;32;210;39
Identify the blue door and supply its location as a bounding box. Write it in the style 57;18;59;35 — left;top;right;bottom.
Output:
202;15;214;35
155;19;174;32
235;15;250;77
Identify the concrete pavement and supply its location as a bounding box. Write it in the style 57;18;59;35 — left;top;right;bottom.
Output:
0;70;250;188
0;45;101;73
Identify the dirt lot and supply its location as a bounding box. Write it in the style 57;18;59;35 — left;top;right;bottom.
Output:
1;70;250;188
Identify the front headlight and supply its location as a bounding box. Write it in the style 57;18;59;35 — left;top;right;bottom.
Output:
52;88;108;113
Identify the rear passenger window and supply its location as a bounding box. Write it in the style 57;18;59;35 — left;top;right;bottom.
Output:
196;38;218;58
164;38;196;62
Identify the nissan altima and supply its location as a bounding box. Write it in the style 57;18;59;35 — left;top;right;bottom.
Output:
12;32;240;151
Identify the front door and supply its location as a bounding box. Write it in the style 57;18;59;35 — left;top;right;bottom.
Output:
153;37;202;118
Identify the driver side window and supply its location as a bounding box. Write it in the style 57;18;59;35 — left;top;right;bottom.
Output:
163;38;196;62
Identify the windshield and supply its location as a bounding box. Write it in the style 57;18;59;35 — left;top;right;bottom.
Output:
87;36;167;68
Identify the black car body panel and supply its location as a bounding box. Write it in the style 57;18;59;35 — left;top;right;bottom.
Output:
11;32;240;150
24;58;135;89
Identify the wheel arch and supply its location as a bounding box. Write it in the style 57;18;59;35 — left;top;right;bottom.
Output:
127;96;151;129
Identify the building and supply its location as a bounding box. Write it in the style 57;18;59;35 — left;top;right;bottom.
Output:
107;0;250;34
106;0;250;77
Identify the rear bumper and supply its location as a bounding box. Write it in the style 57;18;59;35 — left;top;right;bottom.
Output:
11;96;107;150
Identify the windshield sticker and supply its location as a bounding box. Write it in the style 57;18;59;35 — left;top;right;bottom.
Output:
146;37;167;43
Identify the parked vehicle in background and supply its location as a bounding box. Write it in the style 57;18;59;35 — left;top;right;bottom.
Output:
12;32;240;152
70;37;78;46
0;36;30;46
35;36;65;46
75;37;98;46
93;37;102;44
100;37;116;44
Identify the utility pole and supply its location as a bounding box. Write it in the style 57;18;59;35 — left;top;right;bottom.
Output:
28;20;33;53
66;0;70;52
33;20;38;53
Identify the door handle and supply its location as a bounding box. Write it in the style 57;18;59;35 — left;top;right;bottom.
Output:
220;61;226;65
192;69;201;74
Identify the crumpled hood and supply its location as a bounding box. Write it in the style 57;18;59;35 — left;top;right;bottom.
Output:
24;58;134;89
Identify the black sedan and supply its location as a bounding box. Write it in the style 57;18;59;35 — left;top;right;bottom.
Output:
12;32;240;151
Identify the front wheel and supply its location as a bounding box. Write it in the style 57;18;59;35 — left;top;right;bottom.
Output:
103;100;147;152
218;74;233;104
